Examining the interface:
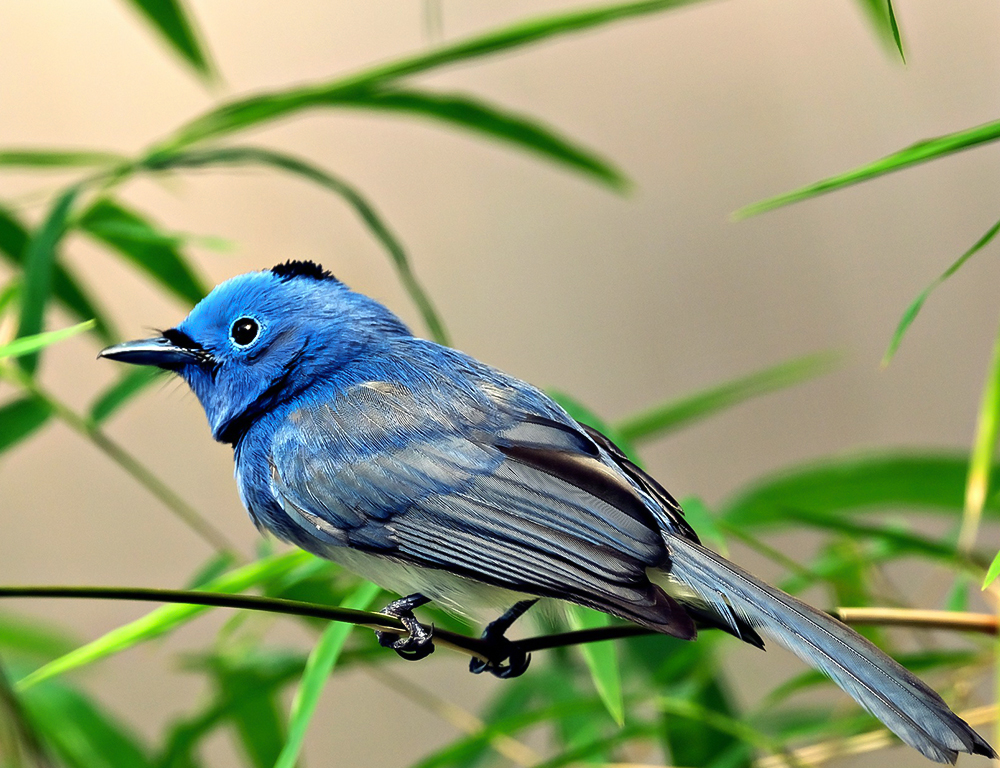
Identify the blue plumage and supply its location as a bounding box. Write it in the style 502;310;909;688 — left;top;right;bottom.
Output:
101;261;994;764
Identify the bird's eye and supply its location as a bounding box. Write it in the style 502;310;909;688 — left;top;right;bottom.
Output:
230;317;260;347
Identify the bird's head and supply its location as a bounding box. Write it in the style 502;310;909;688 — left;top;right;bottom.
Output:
100;260;411;444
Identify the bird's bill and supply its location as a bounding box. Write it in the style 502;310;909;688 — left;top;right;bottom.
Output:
99;335;202;369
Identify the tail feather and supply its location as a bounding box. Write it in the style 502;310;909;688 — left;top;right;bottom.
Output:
661;533;996;764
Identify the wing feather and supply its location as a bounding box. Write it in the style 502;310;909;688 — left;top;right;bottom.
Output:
268;376;695;636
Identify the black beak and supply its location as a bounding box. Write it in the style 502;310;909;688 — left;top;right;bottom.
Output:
99;334;208;369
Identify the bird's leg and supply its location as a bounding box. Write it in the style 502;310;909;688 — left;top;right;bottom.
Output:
375;593;435;661
470;599;538;679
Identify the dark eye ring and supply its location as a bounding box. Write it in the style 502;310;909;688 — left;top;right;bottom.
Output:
230;317;260;347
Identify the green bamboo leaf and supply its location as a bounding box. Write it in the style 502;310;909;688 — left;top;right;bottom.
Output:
884;216;1000;365
411;696;606;768
0;203;116;342
21;678;153;768
0;320;95;362
156;652;304;768
0;397;52;455
16;187;81;373
78;199;208;305
274;581;382;768
615;351;838;442
855;0;905;62
984;550;1000;588
0;612;76;662
210;659;286;768
17;551;312;690
887;1;905;61
156;0;698;151
736;117;1000;218
564;605;624;726
777;511;974;569
0;149;126;168
120;0;214;79
721;452;1000;528
962;311;1000;561
623;635;751;768
0;279;18;319
90;368;160;424
144;146;449;344
336;88;626;189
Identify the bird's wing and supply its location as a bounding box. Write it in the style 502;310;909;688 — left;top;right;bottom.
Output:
267;378;695;636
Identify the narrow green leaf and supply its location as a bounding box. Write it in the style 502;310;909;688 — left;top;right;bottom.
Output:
887;0;905;62
90;368;160;424
884;215;1000;365
411;696;606;768
17;551;312;690
156;0;698;150
156;652;304;768
615;351;838;442
962;310;1000;558
16;186;80;373
0;612;76;662
0;203;116;342
0;279;19;319
776;510;973;567
336;88;626;189
21;678;153;768
0;203;28;257
854;0;905;62
0;321;95;361
78;199;208;305
120;0;214;79
984;549;1000;588
145;146;449;344
736;117;1000;218
531;723;655;768
0;149;126;168
564;605;624;726
274;581;382;768
0;397;52;455
721;452;1000;528
212;662;286;768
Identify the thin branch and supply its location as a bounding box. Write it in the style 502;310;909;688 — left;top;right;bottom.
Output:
833;607;998;635
1;586;996;672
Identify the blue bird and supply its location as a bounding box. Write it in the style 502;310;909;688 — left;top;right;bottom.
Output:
101;260;993;764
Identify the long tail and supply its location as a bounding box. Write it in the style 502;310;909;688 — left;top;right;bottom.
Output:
660;533;995;764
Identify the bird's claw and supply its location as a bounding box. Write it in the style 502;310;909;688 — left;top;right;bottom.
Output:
375;593;435;662
469;599;537;678
469;640;531;678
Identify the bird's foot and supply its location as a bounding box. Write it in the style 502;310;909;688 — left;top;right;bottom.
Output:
375;593;435;662
469;599;537;679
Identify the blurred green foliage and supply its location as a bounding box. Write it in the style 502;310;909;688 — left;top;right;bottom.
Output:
0;1;996;767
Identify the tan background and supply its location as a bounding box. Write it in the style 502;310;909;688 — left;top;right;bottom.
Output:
1;1;998;766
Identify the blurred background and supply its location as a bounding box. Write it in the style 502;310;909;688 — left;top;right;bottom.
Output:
1;1;998;766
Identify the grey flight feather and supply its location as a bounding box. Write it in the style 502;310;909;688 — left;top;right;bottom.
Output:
663;534;994;763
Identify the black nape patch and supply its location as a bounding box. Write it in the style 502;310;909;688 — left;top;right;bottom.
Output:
270;260;339;283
